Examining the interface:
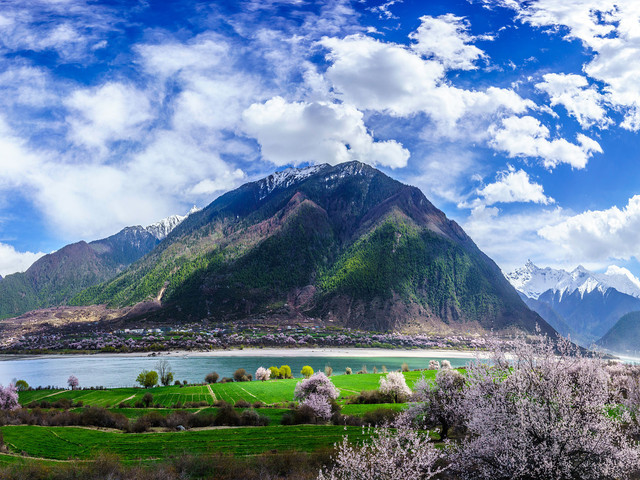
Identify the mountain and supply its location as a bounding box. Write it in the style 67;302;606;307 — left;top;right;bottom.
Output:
506;261;640;343
145;207;200;241
0;213;191;319
71;161;552;335
597;311;640;354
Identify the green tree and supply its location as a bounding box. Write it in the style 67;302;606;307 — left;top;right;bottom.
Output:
301;365;314;378
136;370;158;388
269;366;280;379
279;365;292;379
14;380;29;392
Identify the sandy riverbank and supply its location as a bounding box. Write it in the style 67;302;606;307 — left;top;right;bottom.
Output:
0;347;484;361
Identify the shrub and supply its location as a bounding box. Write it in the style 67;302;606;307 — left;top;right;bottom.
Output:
255;367;270;382
362;408;398;426
372;366;378;374
279;365;292;379
136;370;158;388
142;392;153;408
205;372;219;384
301;366;314;378
234;368;249;382
269;366;280;379
381;365;388;373
239;409;270;426
324;365;333;377
14;380;28;392
214;404;240;426
234;399;251;409
346;390;392;405
358;365;368;374
401;362;409;372
441;359;452;370
379;372;411;403
428;360;440;370
345;367;352;375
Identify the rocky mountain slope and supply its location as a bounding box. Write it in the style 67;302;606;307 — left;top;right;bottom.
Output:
597;311;640;354
507;261;640;343
72;162;552;335
0;214;191;319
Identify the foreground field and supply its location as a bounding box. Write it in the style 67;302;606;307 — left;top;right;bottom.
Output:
1;424;368;461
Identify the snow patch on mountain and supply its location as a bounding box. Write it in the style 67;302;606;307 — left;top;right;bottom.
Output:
258;164;328;200
145;206;200;240
506;261;640;300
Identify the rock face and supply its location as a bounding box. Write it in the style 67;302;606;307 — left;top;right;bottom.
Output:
507;261;640;344
0;213;191;319
73;161;552;335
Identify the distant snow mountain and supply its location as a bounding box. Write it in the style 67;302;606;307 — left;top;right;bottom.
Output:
257;165;326;200
145;206;200;240
506;261;640;344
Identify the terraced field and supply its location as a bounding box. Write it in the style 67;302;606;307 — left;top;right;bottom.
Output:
19;370;435;407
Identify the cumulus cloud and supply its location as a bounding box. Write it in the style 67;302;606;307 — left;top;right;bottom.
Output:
476;166;553;205
65;82;153;152
488;115;602;169
539;195;640;263
535;73;611;129
462;205;570;272
409;14;486;70
319;34;533;138
242;96;409;168
488;0;640;131
0;243;45;277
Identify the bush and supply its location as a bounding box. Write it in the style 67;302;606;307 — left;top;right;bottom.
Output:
205;372;219;384
142;393;153;408
428;360;440;370
324;365;333;377
234;399;251;409
279;365;292;379
214;404;240;426
269;366;280;379
239;409;270;426
379;372;411;403
346;390;393;405
234;369;249;382
345;367;352;375
301;366;314;378
136;370;158;388
14;380;28;392
401;362;409;372
362;408;398;426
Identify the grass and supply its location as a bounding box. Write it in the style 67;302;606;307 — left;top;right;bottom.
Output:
1;425;368;461
19;370;437;408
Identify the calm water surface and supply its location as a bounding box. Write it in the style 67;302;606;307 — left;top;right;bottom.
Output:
0;353;474;388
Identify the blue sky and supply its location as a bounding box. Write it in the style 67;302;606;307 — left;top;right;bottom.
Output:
1;0;640;281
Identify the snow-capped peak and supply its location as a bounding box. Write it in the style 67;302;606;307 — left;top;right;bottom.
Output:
257;164;327;200
145;206;200;241
506;261;640;300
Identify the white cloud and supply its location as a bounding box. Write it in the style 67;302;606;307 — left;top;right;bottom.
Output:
462;205;570;272
0;243;45;277
242;96;409;168
135;34;229;78
535;73;611;129
476;166;553;205
409;14;486;70
488;115;602;169
489;0;640;131
539;195;640;263
319;34;533;139
65;82;153;152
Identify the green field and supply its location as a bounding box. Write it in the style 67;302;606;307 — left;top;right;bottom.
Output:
1;425;368;461
19;370;435;408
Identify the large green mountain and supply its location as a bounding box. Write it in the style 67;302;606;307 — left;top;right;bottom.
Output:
71;162;552;334
0;226;161;319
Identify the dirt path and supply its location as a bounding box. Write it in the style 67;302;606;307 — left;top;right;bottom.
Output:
206;384;217;402
42;390;66;398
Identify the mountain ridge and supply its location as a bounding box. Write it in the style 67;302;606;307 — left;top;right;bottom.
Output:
71;161;553;336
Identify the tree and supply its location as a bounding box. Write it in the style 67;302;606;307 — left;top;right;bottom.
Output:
319;425;448;480
67;375;79;390
155;360;174;386
136;370;158;388
279;365;292;379
0;384;19;410
268;366;280;379
255;367;270;382
294;372;339;402
456;335;639;479
205;372;219;384
234;368;249;382
379;371;411;403
301;365;314;378
14;380;29;392
405;369;465;439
